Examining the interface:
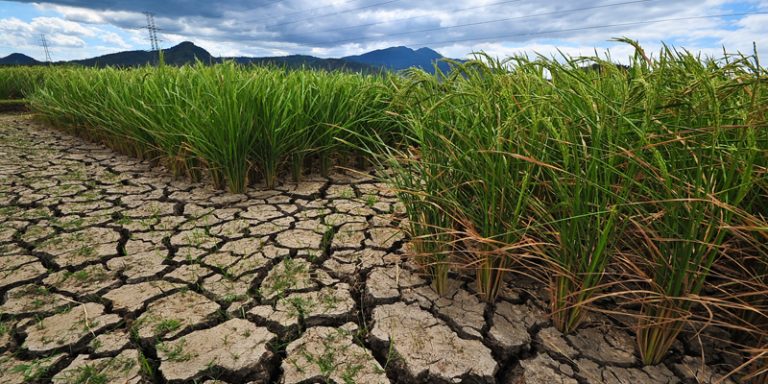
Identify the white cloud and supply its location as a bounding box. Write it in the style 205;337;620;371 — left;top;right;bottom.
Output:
0;14;134;60
3;0;768;62
29;16;97;36
98;31;131;49
46;34;86;47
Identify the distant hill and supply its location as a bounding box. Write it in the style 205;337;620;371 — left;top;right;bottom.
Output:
0;42;460;73
229;54;380;73
0;53;40;66
343;46;456;73
73;41;213;67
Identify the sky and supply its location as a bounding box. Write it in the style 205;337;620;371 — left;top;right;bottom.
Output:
1;0;768;62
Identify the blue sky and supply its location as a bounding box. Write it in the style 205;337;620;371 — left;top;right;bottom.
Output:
2;0;768;62
0;1;134;55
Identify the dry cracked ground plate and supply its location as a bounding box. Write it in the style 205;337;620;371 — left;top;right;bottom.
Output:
0;113;736;384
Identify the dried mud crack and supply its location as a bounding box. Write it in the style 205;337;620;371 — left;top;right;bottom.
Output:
0;113;735;384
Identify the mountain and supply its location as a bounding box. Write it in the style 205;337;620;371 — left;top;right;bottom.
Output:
73;41;213;67
0;53;40;66
229;54;380;73
343;46;455;73
70;42;377;71
0;42;458;73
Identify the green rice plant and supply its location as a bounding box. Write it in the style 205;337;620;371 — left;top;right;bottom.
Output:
534;56;639;334
344;69;457;294
0;66;46;99
277;69;400;181
28;62;396;191
387;59;548;302
310;72;378;176
246;70;304;189
344;74;403;169
385;148;457;295
287;70;321;181
181;63;270;191
450;85;543;302
119;65;205;179
622;43;763;365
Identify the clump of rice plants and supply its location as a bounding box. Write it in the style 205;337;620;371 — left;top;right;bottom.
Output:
375;142;457;295
360;69;457;295
533;56;638;334
383;53;636;312
620;43;763;365
720;210;768;383
382;59;548;302
0;66;47;99
29;62;396;192
30;66;160;158
376;43;767;375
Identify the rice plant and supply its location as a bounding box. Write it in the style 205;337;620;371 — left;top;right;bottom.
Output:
623;44;763;365
385;60;549;302
28;62;395;191
388;155;457;295
374;44;768;365
0;66;46;99
724;211;768;383
534;56;638;334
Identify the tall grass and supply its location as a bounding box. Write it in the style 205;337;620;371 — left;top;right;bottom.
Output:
383;60;547;301
535;57;637;334
376;41;767;376
622;44;763;365
29;63;396;192
730;214;768;384
0;66;47;99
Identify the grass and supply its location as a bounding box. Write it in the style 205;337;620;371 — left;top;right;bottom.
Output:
363;40;767;377
157;340;193;362
9;359;51;382
260;257;308;299
26;63;398;192
66;364;108;384
0;66;46;99
290;328;371;384
153;319;182;335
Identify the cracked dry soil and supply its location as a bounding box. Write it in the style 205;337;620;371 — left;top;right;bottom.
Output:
0;113;737;384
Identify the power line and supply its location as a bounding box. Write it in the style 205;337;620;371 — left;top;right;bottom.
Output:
400;11;768;50
316;0;658;46
323;0;526;33
264;0;403;28
272;0;359;19
40;34;52;63
260;0;290;6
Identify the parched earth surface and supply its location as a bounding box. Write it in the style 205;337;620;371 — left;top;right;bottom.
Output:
0;113;738;384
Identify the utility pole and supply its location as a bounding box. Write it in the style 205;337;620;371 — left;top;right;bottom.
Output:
144;12;160;51
40;34;52;63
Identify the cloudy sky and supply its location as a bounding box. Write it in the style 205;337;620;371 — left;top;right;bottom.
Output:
1;0;768;62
